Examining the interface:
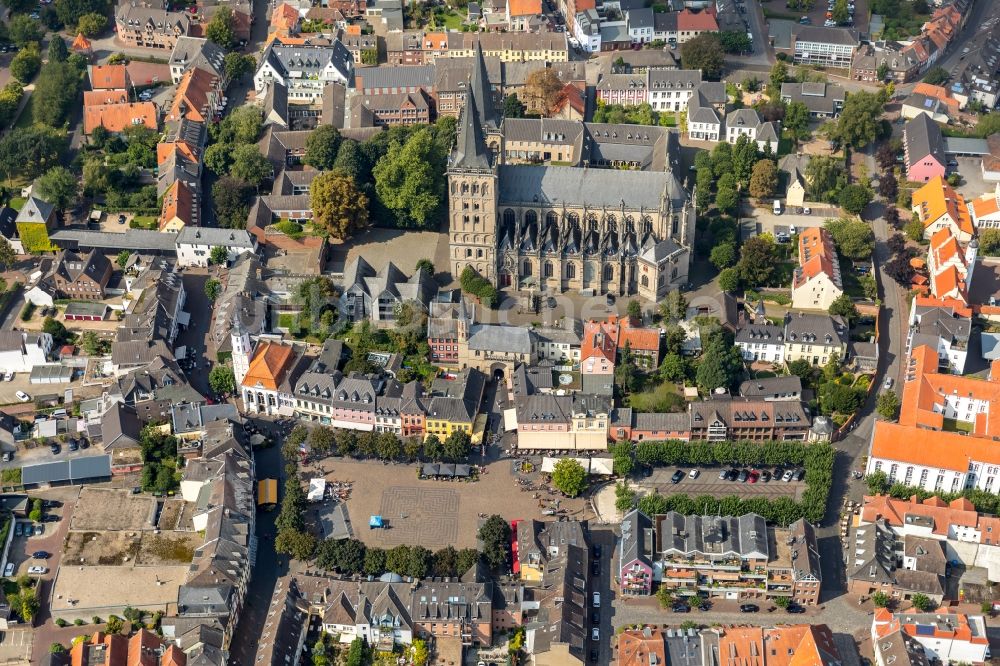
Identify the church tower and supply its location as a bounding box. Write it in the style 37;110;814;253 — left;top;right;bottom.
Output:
448;48;499;283
231;321;253;387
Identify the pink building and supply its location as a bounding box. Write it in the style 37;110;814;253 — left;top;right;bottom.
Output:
904;114;947;183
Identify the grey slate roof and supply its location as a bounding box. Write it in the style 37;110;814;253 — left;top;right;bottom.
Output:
467;324;532;354
620;509;653;569
50;229;178;252
738;375;802;399
904;113;946;169
627;7;654;29
497;164;675;209
792;24;860;46
176;226;255;248
356;64;436;90
260;41;353;83
735;323;784;345
780;81;845;115
21;454;111;486
170;36;225;79
15;197;54;226
657;512;769;560
784;312;848;347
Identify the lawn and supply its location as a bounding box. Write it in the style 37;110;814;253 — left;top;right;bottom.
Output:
626;381;686;413
13;94;34;130
840;259;867;299
942;418;973;433
8;197;25;212
278;313;298;330
431;9;465;29
130;216;158;230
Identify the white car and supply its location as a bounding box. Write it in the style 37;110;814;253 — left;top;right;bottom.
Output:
688;469;700;479
15;391;30;403
592;627;600;641
2;371;11;381
27;566;46;575
593;592;601;608
3;563;12;577
883;377;893;390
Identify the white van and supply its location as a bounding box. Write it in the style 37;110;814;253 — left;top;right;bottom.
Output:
773;200;783;215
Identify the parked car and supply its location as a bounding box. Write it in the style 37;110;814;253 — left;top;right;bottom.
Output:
591;627;599;641
672;604;690;613
592;592;600;608
782;469;795;482
27;566;46;575
688;469;700;479
32;525;42;536
15;391;30;402
740;604;759;613
748;470;760;483
671;470;685;484
883;377;893;390
42;500;62;508
590;650;598;663
13;523;22;537
42;515;59;523
3;563;13;577
2;371;11;381
31;551;50;559
795;469;806;482
738;469;750;482
68;440;78;452
593;545;601;558
592;561;600;576
1;452;12;462
49;444;60;454
591;612;600;625
787;604;806;614
719;469;730;480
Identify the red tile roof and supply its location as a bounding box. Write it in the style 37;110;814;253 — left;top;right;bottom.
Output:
83;102;158;134
89;64;128;90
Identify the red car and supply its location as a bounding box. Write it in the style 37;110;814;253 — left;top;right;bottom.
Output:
748;470;760;483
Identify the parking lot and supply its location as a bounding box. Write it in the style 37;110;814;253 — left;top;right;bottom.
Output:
640;466;807;500
785;0;869;34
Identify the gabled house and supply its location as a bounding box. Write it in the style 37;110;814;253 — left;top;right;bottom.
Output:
725;108;780;152
14;196;57;254
159;180;197;232
167;67;224;124
339;257;435;327
50;248;112;300
904;114;947;183
618;509;654;596
791;227;843;311
779;81;845;118
912;176;974;242
169;36;227;85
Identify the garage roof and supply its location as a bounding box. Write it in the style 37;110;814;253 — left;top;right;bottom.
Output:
21;454;112;486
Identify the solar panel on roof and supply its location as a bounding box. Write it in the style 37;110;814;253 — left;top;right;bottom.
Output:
925;98;935;108
915;624;935;636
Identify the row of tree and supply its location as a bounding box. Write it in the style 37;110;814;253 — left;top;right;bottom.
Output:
295;424;474;464
314;539;480;580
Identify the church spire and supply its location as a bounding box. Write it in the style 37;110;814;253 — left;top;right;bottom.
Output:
470;39;497;130
452;83;491;171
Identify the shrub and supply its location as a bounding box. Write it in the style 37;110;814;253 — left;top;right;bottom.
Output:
20;302;35;321
55;618;67;627
459;266;498;308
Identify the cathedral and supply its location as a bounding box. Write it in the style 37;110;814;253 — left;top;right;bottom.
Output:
447;43;696;301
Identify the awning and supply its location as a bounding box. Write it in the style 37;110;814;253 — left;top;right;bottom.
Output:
307;478;326;502
257;478;278;506
369;515;384;528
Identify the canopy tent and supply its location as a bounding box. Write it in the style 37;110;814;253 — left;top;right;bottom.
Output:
307;478;326;502
369;515;384;528
257;478;278;506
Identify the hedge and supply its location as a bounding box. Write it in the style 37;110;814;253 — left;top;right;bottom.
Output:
459;266;498;308
627;440;834;525
16;223;55;254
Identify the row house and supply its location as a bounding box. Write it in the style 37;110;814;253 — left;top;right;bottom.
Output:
688;395;811;441
907;297;972;374
912;176;975;243
241;341;308;416
114;3;191;50
904;113;947;183
167;67;225;124
873;610;989;666
851;41;921;83
737;312;848;367
254;41;354;107
969;183;1000;231
791;227;843;311
926;226;976;305
619;510;822;606
848;519;947;603
511;392;611;450
725;108;781;153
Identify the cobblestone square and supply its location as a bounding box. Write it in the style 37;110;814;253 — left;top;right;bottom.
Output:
375;487;460;547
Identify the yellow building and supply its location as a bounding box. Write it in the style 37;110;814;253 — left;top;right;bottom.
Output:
424;368;487;438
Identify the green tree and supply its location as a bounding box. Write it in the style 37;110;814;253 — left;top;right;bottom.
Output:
866;470;889;495
659;353;687;382
310;172;370;239
76;12;107;36
223;52;255;82
345;638;366;666
0;238;15;271
710;241;737;270
749;159;778;199
715;185;737;214
626;299;642;320
872;591;890;607
212;176;255;229
922;66;948;86
718;267;740;292
373;128;446;228
696;333;743;393
80;331;100;355
826;217;875;259
719;30;751;53
839;184;873;215
655;584;674;609
208;365;235;396
33;60;82;127
209;246;228;265
220;105;263;144
737;235;776;286
410;638;429;666
304;125;342;170
115;250;131;269
503;94;525;118
36;166;77;212
773;595;792;609
204;278;222;301
48;35;68;62
680;33;724;79
831;0;848;22
615;480;636;512
205;7;236;48
828;293;859;323
784;101;810;139
876;391;900;420
660;289;687;322
769;60;788;91
229;144;272;187
275;529;317;561
203;143;233;175
905;214;925;242
29;499;41;522
732;134;758;187
442;429;471;462
805;155;847;202
10;43;41;84
415;258;435;276
979;229;1000;256
9;15;43;47
831;90;885;149
477;515;511;571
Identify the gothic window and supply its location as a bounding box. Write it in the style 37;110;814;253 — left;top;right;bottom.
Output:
503;209;516;227
671;266;678;279
566;263;576;279
523;261;532;276
605;214;616;232
481;183;489;196
545;211;558;227
641;275;649;288
672;215;679;235
587;214;598;232
604;265;614;281
472;182;479;195
624;216;635;233
544;261;553;278
525;210;538;226
641;215;653;235
461;182;469;195
568;212;580;228
466;249;472;258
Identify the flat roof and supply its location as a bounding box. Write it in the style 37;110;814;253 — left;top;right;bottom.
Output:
943;137;989;155
64;301;109;317
21;454;111;485
50;228;177;252
51;564;188;614
29;365;74;382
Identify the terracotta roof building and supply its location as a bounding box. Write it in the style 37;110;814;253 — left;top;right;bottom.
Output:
168;67;222;123
241;341;306;416
88;64;130;90
83;102;158;135
791;227;843;311
912;176;975;243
